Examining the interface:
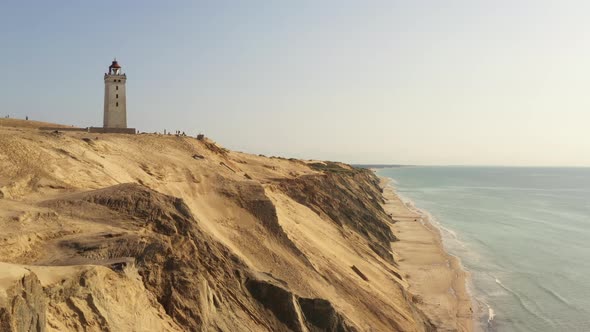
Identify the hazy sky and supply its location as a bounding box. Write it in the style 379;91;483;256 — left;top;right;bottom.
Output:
1;1;589;166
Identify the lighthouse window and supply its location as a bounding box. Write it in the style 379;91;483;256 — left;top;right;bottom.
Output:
116;102;119;107
116;94;119;98
116;86;118;90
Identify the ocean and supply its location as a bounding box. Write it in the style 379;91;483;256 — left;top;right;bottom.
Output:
376;167;590;332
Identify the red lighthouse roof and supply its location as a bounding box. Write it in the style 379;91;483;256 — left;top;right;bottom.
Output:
109;59;121;69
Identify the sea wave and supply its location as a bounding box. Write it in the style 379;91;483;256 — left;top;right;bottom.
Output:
539;284;571;306
443;185;590;193
492;275;555;328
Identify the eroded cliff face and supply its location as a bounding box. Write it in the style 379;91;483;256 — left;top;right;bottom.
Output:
0;271;46;332
277;167;398;264
0;121;435;332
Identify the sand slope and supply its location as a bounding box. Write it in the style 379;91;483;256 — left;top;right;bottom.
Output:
0;120;460;331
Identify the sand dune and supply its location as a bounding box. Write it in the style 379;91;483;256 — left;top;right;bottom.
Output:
0;120;467;331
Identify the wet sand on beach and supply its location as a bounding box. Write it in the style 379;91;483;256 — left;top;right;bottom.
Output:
381;178;475;332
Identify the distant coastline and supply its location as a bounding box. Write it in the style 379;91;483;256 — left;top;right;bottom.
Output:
353;164;412;169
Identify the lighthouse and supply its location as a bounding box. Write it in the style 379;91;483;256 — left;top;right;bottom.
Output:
103;59;127;128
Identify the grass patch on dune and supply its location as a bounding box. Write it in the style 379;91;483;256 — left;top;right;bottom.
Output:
308;162;361;175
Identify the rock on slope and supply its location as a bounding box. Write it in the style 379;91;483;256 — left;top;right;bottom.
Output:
0;121;435;331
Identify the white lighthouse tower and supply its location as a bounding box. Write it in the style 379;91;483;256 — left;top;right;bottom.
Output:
103;59;127;128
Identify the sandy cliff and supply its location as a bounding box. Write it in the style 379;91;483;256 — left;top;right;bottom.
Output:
0;120;436;331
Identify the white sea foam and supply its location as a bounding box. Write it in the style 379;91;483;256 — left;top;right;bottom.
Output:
487;305;495;324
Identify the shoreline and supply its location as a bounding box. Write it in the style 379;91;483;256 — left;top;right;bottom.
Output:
379;176;476;332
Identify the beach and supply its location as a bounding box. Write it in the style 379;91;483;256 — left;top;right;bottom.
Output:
380;177;475;332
